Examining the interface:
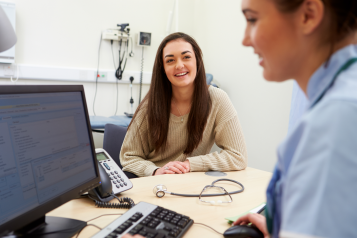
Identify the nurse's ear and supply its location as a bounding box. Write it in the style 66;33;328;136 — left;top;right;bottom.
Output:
296;0;325;36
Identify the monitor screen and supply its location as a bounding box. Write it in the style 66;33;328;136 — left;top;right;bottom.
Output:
0;86;100;236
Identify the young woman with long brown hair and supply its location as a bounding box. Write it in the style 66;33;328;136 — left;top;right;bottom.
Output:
120;32;247;177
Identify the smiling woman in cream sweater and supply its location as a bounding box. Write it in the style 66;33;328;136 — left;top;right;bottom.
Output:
120;32;247;177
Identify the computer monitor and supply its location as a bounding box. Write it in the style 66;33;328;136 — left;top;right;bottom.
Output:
0;85;100;237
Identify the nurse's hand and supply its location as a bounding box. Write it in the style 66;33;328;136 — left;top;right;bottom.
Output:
233;213;269;238
122;234;145;238
154;161;190;175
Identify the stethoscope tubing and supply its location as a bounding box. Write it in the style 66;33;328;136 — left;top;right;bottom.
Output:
169;179;244;197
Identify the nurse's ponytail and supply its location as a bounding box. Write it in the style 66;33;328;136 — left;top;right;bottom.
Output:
274;0;357;44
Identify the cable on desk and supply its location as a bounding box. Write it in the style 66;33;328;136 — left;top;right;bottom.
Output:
86;193;135;209
93;33;103;116
111;40;119;116
94;197;134;209
194;222;223;235
86;213;123;223
75;224;102;238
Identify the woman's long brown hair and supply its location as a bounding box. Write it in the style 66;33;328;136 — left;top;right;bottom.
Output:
128;32;211;155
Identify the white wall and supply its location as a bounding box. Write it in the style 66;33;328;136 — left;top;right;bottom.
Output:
192;0;293;172
0;0;293;172
1;0;195;116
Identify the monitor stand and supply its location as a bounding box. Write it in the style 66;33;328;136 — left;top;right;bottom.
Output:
15;216;87;238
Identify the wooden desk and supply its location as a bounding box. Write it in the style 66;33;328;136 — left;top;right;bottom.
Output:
47;167;272;238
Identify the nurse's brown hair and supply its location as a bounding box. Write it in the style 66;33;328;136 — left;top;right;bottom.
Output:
274;0;357;50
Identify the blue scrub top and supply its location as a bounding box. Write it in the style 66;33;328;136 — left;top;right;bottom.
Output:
266;44;357;238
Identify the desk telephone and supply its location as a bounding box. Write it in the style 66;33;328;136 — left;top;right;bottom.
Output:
87;149;134;208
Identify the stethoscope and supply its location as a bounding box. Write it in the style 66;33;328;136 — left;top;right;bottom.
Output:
153;179;244;198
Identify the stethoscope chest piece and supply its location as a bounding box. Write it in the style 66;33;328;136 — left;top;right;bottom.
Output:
153;184;168;198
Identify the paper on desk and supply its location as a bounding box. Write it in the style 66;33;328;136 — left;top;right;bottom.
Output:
225;202;266;224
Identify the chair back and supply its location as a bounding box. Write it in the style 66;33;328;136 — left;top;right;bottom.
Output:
103;123;127;169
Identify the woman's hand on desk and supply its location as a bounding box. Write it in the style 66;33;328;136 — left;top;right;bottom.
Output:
233;213;269;238
154;161;190;175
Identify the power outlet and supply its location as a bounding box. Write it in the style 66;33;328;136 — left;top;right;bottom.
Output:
3;65;15;76
97;72;107;80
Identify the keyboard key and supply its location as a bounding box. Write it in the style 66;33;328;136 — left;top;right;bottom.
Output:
115;227;124;234
151;211;159;217
146;233;157;238
169;230;180;237
118;225;127;230
138;230;147;236
155;234;166;238
110;172;114;175
173;227;182;233
116;185;120;188
170;219;179;225
177;219;188;228
114;175;117;179
130;213;143;222
124;182;127;186
141;220;149;225
128;224;143;234
147;222;158;228
115;171;118;174
117;179;121;183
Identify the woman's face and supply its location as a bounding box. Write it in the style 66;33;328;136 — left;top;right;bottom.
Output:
163;39;197;89
242;0;301;82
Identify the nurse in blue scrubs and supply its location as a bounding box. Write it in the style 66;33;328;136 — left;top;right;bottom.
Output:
235;0;357;238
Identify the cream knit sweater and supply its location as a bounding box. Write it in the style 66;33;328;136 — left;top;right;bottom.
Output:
120;86;247;177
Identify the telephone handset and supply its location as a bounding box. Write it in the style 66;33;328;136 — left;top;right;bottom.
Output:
88;149;134;208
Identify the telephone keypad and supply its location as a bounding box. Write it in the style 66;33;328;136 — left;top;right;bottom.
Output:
107;169;129;188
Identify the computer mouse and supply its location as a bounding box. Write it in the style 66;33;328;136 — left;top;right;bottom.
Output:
223;224;264;238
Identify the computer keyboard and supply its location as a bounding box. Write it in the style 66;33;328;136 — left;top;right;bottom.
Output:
91;201;194;238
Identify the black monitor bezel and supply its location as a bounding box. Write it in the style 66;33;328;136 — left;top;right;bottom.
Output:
0;85;100;235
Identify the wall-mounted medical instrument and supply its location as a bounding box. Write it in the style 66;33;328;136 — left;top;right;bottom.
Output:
137;31;152;103
153;179;244;204
102;23;133;80
124;76;135;118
